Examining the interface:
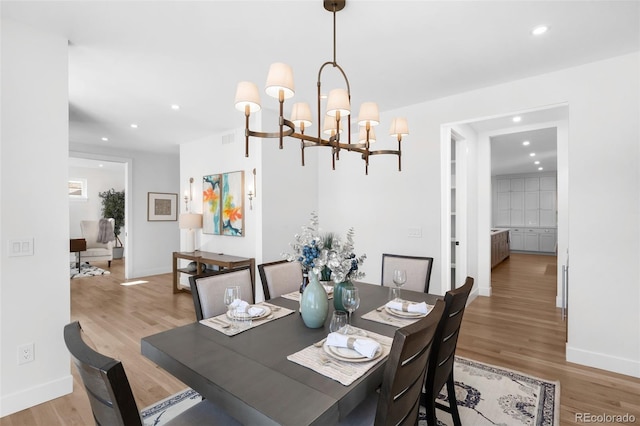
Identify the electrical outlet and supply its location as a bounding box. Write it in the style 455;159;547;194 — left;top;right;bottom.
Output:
18;343;35;365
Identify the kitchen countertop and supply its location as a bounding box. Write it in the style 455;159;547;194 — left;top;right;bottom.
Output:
490;228;510;235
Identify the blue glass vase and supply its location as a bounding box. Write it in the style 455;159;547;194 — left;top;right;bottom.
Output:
333;280;353;312
300;271;329;328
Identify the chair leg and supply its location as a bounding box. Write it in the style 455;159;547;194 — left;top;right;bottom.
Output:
421;392;438;426
446;372;462;426
108;260;111;267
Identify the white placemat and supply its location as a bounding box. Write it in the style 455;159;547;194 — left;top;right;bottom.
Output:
361;304;432;327
287;328;392;386
199;302;294;336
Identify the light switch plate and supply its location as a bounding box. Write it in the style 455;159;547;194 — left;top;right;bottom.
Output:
8;238;34;256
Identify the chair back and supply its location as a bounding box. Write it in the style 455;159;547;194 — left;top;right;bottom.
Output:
80;219;115;249
423;277;474;404
189;266;254;320
258;260;302;300
381;253;434;293
63;321;142;426
374;299;444;425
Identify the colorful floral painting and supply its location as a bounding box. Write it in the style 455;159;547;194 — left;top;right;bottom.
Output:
202;171;244;236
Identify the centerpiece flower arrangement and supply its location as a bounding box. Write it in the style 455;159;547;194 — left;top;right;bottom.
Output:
283;212;366;318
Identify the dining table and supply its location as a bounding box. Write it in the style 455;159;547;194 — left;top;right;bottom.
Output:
141;281;440;425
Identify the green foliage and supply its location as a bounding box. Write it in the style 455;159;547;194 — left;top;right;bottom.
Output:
98;188;125;246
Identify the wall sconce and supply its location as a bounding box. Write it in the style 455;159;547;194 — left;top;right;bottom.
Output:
247;168;256;210
183;177;194;212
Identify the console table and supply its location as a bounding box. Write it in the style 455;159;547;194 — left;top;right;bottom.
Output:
172;251;255;294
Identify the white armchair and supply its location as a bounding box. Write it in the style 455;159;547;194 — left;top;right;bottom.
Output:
80;219;115;267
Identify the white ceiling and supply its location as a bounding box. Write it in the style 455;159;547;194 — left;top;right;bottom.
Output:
3;1;638;159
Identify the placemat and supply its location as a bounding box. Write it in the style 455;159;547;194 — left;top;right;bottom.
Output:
361;304;431;327
287;327;392;386
199;302;294;336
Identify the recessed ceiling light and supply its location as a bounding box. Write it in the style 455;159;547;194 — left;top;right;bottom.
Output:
538;167;544;171
512;116;522;123
98;164;104;168
529;152;536;157
130;123;138;129
101;137;109;141
522;141;530;146
532;25;549;36
171;104;180;110
534;160;540;165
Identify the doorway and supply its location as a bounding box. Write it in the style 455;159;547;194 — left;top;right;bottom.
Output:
69;152;133;279
441;104;569;312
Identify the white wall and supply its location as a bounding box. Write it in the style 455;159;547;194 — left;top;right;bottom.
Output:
0;20;71;416
317;53;640;378
68;165;125;238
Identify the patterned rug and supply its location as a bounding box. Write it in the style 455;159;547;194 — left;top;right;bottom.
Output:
140;357;559;426
70;262;111;279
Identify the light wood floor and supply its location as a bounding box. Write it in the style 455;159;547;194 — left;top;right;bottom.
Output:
3;254;640;425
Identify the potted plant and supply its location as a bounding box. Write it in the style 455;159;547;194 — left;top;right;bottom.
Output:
99;188;125;259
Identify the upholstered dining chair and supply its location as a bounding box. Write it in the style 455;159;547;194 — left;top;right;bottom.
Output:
421;276;474;426
381;253;434;293
258;259;302;300
189;266;254;321
63;321;240;426
339;299;445;426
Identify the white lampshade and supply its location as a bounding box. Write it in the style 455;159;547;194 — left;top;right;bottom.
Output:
326;88;350;117
290;102;312;129
265;62;295;99
234;81;261;113
323;114;344;136
389;117;409;136
179;213;203;230
357;102;380;126
358;126;376;144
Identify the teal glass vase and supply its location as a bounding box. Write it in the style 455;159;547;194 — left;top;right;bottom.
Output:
300;271;329;328
333;280;353;312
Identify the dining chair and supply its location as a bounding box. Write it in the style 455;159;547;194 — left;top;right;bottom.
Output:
258;259;303;300
189;266;254;321
381;253;434;293
420;276;474;426
339;299;445;426
63;321;240;426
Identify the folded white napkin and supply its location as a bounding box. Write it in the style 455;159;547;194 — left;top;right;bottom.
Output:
323;284;334;294
229;299;263;316
326;332;380;359
385;300;429;314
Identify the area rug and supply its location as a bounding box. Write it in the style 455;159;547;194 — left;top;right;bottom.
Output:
69;262;111;279
420;356;560;426
140;357;559;426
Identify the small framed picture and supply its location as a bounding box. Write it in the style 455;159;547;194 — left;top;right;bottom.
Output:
147;192;178;221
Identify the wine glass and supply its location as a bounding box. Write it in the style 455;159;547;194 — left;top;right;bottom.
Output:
392;269;407;301
223;286;240;330
341;287;360;335
329;311;348;334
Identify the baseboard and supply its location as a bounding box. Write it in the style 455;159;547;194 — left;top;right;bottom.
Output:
0;374;73;418
478;286;491;297
131;266;171;278
566;345;640;379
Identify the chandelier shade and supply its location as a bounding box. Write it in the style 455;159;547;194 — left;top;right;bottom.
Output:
235;0;408;175
265;62;295;99
234;81;261;113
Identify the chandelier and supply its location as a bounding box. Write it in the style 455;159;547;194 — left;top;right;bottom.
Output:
233;0;409;175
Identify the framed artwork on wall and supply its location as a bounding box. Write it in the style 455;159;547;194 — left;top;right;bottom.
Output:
147;192;178;221
203;170;244;236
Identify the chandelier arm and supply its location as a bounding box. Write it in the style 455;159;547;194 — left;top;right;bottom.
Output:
245;119;295;140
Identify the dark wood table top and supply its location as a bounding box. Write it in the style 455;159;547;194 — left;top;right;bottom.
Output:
141;282;439;425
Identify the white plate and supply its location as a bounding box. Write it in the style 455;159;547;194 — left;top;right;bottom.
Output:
323;343;382;363
226;305;271;320
384;305;428;318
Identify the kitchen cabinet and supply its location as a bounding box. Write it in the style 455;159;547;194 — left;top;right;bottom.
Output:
524;230;539;251
539;229;557;253
510;228;524;250
491;229;510;268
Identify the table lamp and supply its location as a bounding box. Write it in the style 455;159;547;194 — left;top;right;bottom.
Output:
179;213;203;252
